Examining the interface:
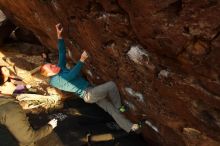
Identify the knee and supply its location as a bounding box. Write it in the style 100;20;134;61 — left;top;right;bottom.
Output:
84;97;94;103
83;93;93;103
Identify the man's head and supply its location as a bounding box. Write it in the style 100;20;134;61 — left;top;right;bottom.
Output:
0;66;10;85
40;63;61;77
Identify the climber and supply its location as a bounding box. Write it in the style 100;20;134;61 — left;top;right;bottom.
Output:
40;23;142;133
0;95;57;146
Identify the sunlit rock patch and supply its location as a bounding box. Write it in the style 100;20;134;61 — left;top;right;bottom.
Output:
127;45;149;65
125;87;144;103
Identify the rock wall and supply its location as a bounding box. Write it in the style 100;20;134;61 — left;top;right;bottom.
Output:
0;0;220;146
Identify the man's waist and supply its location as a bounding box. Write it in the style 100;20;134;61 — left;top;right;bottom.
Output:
82;85;93;98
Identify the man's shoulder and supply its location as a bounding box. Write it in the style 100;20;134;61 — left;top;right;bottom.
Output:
50;74;66;85
50;75;59;83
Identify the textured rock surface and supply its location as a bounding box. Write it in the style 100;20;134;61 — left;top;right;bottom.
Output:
0;0;220;145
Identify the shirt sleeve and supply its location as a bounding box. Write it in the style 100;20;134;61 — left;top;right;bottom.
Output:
57;39;67;69
5;104;53;145
63;61;84;81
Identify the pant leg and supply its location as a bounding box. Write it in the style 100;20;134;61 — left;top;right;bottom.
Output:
105;81;122;109
84;81;122;109
96;98;133;133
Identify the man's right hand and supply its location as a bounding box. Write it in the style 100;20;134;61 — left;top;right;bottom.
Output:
48;119;58;129
80;51;89;62
56;23;63;39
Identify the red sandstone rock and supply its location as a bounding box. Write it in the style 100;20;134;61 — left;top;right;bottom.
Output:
0;0;220;145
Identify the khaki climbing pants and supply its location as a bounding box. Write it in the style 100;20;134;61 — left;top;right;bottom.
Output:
83;81;133;132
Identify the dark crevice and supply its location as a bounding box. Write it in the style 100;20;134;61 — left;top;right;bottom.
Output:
110;0;116;4
195;82;220;100
103;40;115;48
183;26;190;34
211;31;220;42
169;0;182;15
69;16;76;21
208;0;218;6
200;110;219;129
87;1;104;14
154;0;182;16
201;0;218;8
39;0;52;3
198;80;220;97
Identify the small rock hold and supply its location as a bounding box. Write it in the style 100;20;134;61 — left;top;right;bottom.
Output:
86;70;93;77
193;41;209;55
187;40;209;56
125;87;145;102
158;70;170;78
183;127;201;138
127;45;149;65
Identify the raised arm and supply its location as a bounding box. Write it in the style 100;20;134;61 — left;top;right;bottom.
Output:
64;51;88;81
56;23;66;69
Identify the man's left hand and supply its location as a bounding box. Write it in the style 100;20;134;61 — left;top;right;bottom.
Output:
56;23;63;39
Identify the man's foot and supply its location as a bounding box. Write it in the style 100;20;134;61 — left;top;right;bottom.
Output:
131;124;142;134
130;120;146;134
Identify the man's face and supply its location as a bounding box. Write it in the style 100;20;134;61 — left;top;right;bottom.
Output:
41;63;61;77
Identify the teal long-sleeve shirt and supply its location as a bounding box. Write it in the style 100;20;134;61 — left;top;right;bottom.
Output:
49;39;89;98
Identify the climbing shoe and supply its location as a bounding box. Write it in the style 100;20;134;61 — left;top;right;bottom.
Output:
131;120;146;134
119;105;127;113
